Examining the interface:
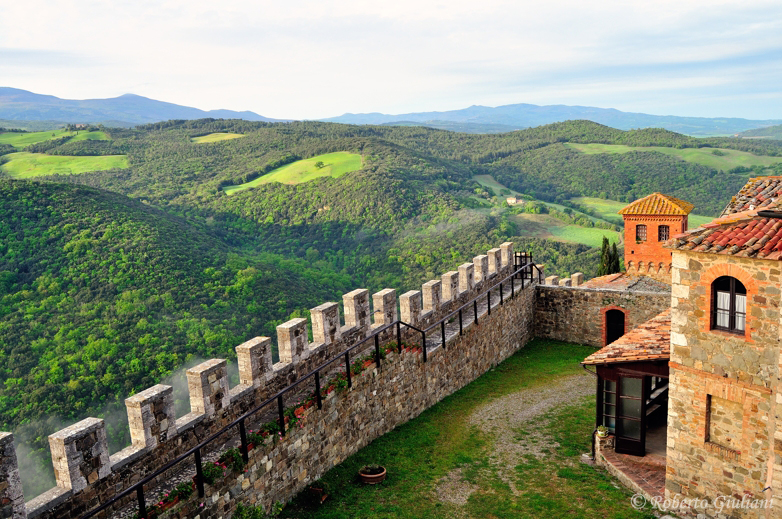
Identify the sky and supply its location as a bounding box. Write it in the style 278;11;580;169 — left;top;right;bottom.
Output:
1;0;781;120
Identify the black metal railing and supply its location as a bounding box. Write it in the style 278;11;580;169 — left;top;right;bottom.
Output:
80;260;541;519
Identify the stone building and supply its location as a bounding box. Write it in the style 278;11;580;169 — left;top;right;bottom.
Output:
587;176;782;517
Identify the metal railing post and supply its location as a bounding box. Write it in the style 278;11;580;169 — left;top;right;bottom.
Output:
474;300;478;325
396;321;402;352
239;419;249;463
421;330;427;362
487;291;491;316
374;334;381;367
345;352;352;388
315;371;322;409
136;486;147;519
277;395;286;436
441;320;446;349
458;309;463;335
500;282;504;305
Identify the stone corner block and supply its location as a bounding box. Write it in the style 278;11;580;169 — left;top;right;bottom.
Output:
311;303;342;346
277;318;309;364
49;417;110;493
186;359;230;417
236;336;273;386
126;384;176;450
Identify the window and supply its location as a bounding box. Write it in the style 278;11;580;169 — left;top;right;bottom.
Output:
658;225;670;241
602;379;616;431
711;276;746;334
636;224;647;242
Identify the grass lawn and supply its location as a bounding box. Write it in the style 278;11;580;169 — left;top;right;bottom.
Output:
512;213;619;248
565;142;782;171
191;132;245;144
271;339;655;519
224;152;363;194
68;130;109;142
1;152;129;178
571;196;716;229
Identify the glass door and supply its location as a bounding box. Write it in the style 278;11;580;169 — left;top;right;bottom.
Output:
615;375;646;456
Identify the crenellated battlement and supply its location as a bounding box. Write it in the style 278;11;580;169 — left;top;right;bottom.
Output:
0;242;538;519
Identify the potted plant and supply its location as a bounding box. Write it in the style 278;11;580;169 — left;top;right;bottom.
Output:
597;425;609;438
358;464;387;484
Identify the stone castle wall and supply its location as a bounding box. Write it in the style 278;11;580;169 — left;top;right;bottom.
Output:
666;250;782;518
0;243;542;519
124;272;538;519
534;284;671;348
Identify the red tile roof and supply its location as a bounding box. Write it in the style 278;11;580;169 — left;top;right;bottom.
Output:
618;193;694;216
668;215;782;259
582;310;671;365
721;176;782;216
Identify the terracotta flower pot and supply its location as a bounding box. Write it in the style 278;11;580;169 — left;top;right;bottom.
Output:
358;466;387;484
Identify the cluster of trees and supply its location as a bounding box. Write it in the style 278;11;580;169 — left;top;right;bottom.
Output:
597;237;621;276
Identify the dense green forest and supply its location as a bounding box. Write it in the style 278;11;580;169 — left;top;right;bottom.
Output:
3;118;782;496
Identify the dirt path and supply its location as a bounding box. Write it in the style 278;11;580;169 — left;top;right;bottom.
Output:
435;373;594;505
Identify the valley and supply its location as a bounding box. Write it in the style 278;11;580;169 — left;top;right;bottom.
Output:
2;118;782;496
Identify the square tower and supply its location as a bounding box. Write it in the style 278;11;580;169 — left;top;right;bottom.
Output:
619;193;693;283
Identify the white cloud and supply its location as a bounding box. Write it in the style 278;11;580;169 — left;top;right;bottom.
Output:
0;0;781;119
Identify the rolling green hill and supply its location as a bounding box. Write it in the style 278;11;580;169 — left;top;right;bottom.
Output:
224;152;362;193
738;124;782;140
5;118;782;478
1;152;128;178
565;142;782;171
191;132;245;143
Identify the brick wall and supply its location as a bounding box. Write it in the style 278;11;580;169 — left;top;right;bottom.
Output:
534;285;671;348
623;214;687;284
666;249;782;518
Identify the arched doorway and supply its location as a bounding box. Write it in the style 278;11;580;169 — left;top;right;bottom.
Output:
605;309;625;345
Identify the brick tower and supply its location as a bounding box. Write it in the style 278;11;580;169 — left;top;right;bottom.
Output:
619;193;693;283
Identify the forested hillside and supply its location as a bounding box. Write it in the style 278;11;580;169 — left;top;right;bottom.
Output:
3;119;782;495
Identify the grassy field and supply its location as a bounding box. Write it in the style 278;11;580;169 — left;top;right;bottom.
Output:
474;175;614;227
565;142;782;171
271;339;655;519
570;197;716;229
0;152;129;178
224;152;363;194
512;213;619;248
0;129;108;149
191;132;245;144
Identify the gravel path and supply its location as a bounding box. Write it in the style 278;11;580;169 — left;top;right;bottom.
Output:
435;373;594;505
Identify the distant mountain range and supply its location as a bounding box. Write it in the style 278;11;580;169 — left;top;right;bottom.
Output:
0;87;279;126
324;104;782;136
2;87;782;136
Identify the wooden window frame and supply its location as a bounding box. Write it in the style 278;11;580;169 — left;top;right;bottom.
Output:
710;276;746;335
658;225;670;241
636;224;647;242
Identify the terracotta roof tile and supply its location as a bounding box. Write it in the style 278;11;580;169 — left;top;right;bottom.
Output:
582;310;670;365
618;193;694;216
667;215;782;259
721;176;782;216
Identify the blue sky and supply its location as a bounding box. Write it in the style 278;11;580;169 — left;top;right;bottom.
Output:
1;0;781;120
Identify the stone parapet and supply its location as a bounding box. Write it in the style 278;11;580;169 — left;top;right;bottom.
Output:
8;243;532;519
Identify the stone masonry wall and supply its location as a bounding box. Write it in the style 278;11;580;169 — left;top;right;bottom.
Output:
2;243;535;519
534;285;671;348
666;249;782;518
135;274;537;519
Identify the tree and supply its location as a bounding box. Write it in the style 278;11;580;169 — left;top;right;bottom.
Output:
314;161;325;169
597;237;621;276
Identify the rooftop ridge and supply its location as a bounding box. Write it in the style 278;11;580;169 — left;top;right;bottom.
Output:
618;192;694;216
